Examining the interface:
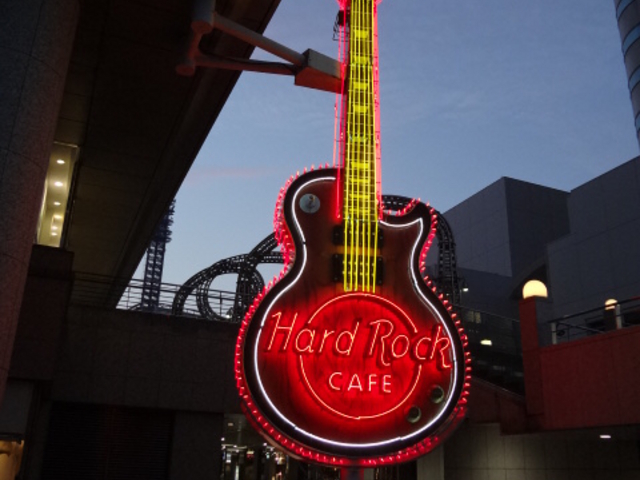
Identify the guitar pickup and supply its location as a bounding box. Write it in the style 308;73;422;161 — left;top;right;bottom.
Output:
332;225;384;247
332;255;383;286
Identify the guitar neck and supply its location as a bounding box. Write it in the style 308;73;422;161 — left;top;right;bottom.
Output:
344;0;378;222
341;0;381;292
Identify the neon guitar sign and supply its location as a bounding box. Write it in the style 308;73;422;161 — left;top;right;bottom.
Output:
235;0;470;466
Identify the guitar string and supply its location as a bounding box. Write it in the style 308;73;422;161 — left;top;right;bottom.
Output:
344;0;354;291
350;0;357;291
364;0;375;292
343;0;379;292
372;0;380;291
363;0;370;292
357;0;364;291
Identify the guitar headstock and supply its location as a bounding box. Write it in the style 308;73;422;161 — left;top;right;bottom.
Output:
335;0;383;7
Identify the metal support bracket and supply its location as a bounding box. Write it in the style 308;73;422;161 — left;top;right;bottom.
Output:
177;0;341;93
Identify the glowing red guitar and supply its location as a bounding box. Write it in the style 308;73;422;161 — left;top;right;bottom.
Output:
235;0;469;466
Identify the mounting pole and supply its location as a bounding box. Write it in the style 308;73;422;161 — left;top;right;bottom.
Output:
177;0;341;93
340;468;364;480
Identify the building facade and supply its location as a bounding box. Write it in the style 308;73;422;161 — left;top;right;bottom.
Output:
0;1;639;479
439;157;640;324
616;0;640;144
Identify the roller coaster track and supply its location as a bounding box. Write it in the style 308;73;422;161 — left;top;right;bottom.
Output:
171;195;461;322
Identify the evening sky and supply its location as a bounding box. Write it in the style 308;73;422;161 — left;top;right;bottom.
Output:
156;1;639;288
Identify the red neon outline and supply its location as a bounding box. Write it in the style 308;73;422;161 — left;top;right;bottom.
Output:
234;249;472;465
429;325;452;369
292;291;436;420
299;358;423;421
234;1;472;464
328;372;342;391
390;334;410;359
369;319;393;367
305;292;418;333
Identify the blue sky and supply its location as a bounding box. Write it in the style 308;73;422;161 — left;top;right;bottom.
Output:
157;1;639;288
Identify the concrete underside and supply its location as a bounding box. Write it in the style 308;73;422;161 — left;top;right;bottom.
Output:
60;0;280;287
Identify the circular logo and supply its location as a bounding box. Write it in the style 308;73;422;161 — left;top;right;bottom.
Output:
300;294;425;419
253;292;458;446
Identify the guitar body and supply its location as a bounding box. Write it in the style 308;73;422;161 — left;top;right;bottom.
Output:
236;0;468;465
235;169;469;465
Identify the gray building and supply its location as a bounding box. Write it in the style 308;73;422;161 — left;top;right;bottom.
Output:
440;177;569;318
440;157;640;324
0;1;639;479
616;0;640;144
547;157;640;316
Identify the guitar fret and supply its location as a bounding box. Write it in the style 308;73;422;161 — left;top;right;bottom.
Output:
352;56;370;65
343;0;379;293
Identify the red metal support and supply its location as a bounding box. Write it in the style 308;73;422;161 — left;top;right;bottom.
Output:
519;297;545;422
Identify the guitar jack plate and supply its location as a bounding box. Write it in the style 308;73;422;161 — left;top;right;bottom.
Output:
299;194;320;214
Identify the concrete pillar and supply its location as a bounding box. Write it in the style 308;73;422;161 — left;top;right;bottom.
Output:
0;0;79;403
340;469;363;480
417;446;444;480
21;398;50;480
518;298;545;418
170;412;223;480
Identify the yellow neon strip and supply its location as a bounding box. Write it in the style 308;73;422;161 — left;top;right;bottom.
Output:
362;1;369;292
362;0;368;292
370;0;379;293
343;0;379;292
352;0;361;291
344;0;356;291
355;0;362;291
364;1;370;291
355;0;361;292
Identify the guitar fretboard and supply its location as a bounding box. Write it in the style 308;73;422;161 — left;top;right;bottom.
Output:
342;0;380;292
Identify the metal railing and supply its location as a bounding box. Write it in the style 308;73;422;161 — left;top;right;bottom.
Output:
70;274;526;392
455;306;524;393
71;274;246;320
548;297;640;344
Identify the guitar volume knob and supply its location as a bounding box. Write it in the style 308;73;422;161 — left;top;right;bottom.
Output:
406;405;422;424
299;193;320;213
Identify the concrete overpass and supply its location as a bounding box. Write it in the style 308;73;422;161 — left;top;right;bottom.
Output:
0;0;339;404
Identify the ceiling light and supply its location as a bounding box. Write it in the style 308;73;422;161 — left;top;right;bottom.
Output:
480;339;492;346
51;226;58;231
56;159;65;164
600;434;612;440
53;201;61;206
53;214;62;220
51;232;58;236
54;181;63;187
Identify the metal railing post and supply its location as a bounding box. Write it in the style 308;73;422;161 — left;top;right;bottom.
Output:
615;304;623;329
